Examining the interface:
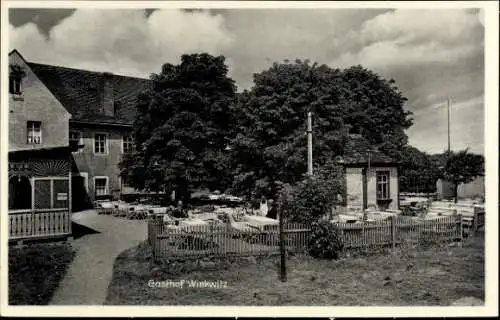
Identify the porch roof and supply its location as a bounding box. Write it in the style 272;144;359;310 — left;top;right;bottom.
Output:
8;145;74;161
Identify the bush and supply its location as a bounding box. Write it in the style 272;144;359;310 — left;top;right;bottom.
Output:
307;220;344;259
277;172;342;225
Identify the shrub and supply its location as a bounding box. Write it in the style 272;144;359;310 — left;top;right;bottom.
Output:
277;171;342;225
307;220;344;259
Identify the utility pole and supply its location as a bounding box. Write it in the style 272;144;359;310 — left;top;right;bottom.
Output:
307;111;313;176
447;97;451;154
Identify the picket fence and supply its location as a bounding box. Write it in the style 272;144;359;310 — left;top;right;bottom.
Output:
148;215;463;261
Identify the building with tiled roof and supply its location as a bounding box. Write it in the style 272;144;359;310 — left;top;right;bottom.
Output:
340;134;399;212
27;62;151;126
8;49;151;212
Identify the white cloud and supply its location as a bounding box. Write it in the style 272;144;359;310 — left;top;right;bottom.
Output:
335;40;479;69
9;8;484;155
407;95;484;154
332;9;483;69
360;9;480;45
9;9;234;78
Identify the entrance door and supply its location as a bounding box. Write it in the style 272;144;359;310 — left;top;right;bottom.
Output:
8;176;32;210
72;174;90;212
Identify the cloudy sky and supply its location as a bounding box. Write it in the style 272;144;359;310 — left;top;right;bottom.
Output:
8;7;485;155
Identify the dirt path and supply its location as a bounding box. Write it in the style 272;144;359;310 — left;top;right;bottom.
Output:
50;210;147;305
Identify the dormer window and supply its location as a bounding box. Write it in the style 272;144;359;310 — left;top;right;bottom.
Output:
9;64;26;95
9;76;22;94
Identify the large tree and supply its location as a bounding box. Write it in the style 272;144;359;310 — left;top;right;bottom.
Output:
119;53;237;203
442;149;484;202
229;60;413;200
398;145;442;193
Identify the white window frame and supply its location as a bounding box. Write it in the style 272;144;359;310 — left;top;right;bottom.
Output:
70;131;83;153
93;132;109;155
93;176;109;196
376;171;390;200
27;121;42;145
122;135;134;154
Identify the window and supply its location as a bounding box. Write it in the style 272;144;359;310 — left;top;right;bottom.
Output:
32;178;69;210
9;64;25;95
27;121;42;144
122;136;134;154
121;177;133;189
70;131;82;152
94;177;108;196
9;76;22;94
376;171;390;200
94;133;107;154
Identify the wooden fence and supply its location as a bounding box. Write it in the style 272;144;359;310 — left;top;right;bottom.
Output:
148;222;309;260
148;216;463;261
8;208;71;243
336;215;462;249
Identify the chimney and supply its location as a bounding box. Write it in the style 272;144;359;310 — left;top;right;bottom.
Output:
101;72;114;117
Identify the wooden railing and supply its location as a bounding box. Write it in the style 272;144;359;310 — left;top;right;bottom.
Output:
148;216;462;261
8;208;71;241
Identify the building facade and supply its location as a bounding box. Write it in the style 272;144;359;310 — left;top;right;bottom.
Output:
342;134;399;211
9;49;151;212
8;50;76;241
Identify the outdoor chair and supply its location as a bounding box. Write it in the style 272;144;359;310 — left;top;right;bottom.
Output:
128;204;150;220
113;202;130;217
96;200;115;215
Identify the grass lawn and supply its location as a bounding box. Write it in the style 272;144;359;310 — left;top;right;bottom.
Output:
105;233;484;306
9;242;76;305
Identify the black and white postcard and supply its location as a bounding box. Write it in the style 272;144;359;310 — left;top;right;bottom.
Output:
1;1;498;318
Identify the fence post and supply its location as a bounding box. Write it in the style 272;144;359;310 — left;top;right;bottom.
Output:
279;208;287;282
472;207;478;234
152;221;157;261
391;215;396;250
458;214;463;247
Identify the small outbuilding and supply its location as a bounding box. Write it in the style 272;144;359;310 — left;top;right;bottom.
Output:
340;134;399;212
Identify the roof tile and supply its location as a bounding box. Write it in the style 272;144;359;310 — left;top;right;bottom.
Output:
27;62;152;125
343;134;396;165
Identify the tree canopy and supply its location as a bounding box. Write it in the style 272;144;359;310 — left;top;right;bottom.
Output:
398;145;442;193
442;149;484;201
229;59;413;200
119;53;237;203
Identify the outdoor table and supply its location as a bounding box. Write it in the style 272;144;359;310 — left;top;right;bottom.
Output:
149;207;169;214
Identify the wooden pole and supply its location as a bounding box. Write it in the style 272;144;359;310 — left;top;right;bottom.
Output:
458;214;463;247
447;97;451;154
307;112;313;176
31;176;35;236
279;206;287;282
68;154;73;236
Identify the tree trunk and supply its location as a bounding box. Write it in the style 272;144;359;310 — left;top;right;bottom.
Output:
454;183;459;203
176;180;190;206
